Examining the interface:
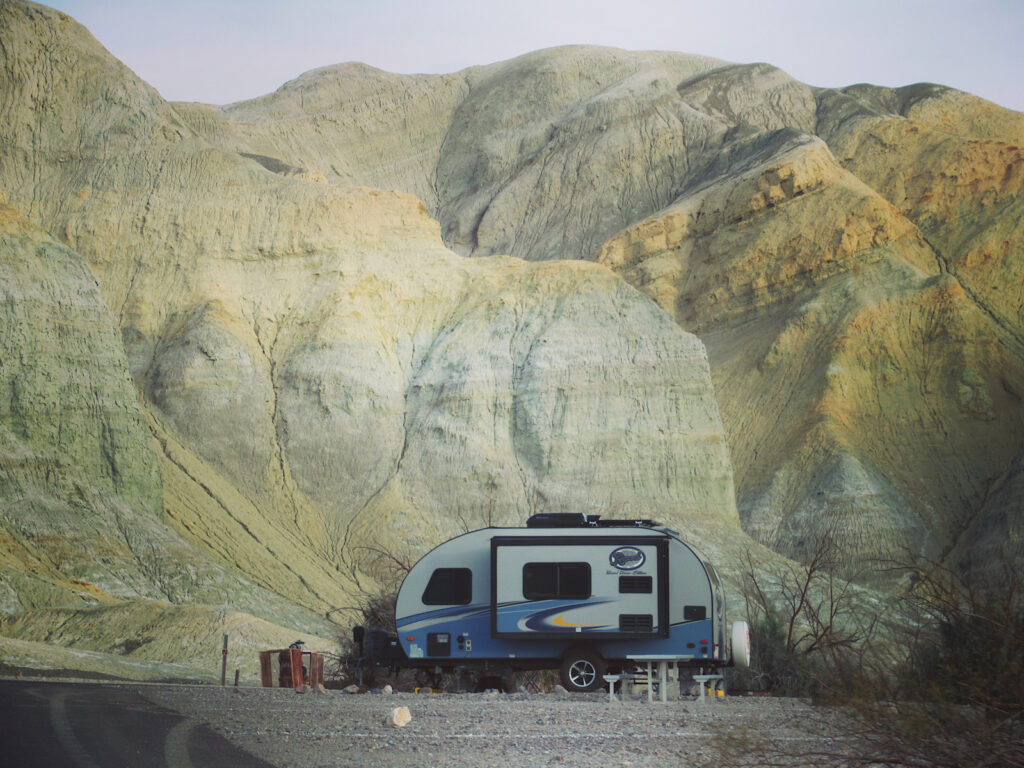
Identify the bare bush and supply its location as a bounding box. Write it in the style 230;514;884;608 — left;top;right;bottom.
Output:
723;549;1024;768
741;530;879;696
325;543;412;688
861;556;1024;768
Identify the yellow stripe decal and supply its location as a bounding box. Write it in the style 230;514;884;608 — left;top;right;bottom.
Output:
551;614;595;628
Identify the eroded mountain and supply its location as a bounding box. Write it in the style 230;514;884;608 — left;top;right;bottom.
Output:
1;0;1021;674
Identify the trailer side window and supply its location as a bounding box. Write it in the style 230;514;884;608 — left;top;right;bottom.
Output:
422;568;472;605
522;562;591;600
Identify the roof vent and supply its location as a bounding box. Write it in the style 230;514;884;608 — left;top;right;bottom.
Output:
526;513;596;528
526;513;659;529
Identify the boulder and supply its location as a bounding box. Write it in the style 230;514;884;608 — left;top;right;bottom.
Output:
385;706;412;728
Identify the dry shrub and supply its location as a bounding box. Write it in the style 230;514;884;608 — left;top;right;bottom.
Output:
724;543;1024;768
864;557;1024;768
741;530;881;698
325;544;413;687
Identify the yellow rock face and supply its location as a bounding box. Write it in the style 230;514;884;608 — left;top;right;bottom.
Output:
597;85;1024;573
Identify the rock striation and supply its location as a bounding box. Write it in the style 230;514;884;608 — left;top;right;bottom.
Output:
0;199;162;610
595;78;1024;573
0;198;339;652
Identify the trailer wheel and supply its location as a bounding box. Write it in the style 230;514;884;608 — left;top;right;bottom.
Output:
560;648;606;692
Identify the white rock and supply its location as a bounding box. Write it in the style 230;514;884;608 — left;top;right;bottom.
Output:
386;706;412;728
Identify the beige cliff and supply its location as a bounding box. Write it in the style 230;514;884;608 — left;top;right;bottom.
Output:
0;2;743;672
196;44;1023;577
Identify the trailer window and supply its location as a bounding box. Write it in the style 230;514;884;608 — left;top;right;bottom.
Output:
422;568;472;605
522;562;591;600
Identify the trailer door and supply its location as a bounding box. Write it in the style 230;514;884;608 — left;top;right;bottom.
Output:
490;536;668;640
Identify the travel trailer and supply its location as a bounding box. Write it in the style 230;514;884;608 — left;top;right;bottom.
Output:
388;513;749;691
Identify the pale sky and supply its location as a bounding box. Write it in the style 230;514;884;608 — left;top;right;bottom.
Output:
45;0;1023;112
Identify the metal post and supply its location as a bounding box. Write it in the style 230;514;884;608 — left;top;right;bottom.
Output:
221;634;228;686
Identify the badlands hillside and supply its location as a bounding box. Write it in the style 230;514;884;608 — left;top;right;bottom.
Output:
0;0;1021;677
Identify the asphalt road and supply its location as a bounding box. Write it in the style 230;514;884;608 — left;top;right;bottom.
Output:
0;680;274;768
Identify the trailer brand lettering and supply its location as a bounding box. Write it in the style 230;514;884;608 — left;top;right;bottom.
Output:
609;546;645;570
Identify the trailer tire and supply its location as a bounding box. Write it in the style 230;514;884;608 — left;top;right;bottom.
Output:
560;648;606;692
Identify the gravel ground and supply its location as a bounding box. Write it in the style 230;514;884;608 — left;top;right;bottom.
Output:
145;685;847;768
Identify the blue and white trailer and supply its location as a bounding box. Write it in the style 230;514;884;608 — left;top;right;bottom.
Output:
392;513;750;691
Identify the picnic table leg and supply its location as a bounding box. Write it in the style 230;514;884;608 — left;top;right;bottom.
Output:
646;661;653;703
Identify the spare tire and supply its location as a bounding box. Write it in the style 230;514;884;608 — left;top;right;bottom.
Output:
731;621;751;668
559;647;606;692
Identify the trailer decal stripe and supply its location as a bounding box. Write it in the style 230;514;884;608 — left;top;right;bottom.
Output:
396;603;490;630
494;599;616;632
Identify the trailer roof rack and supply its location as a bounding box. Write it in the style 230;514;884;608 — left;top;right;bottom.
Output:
526;513;660;529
